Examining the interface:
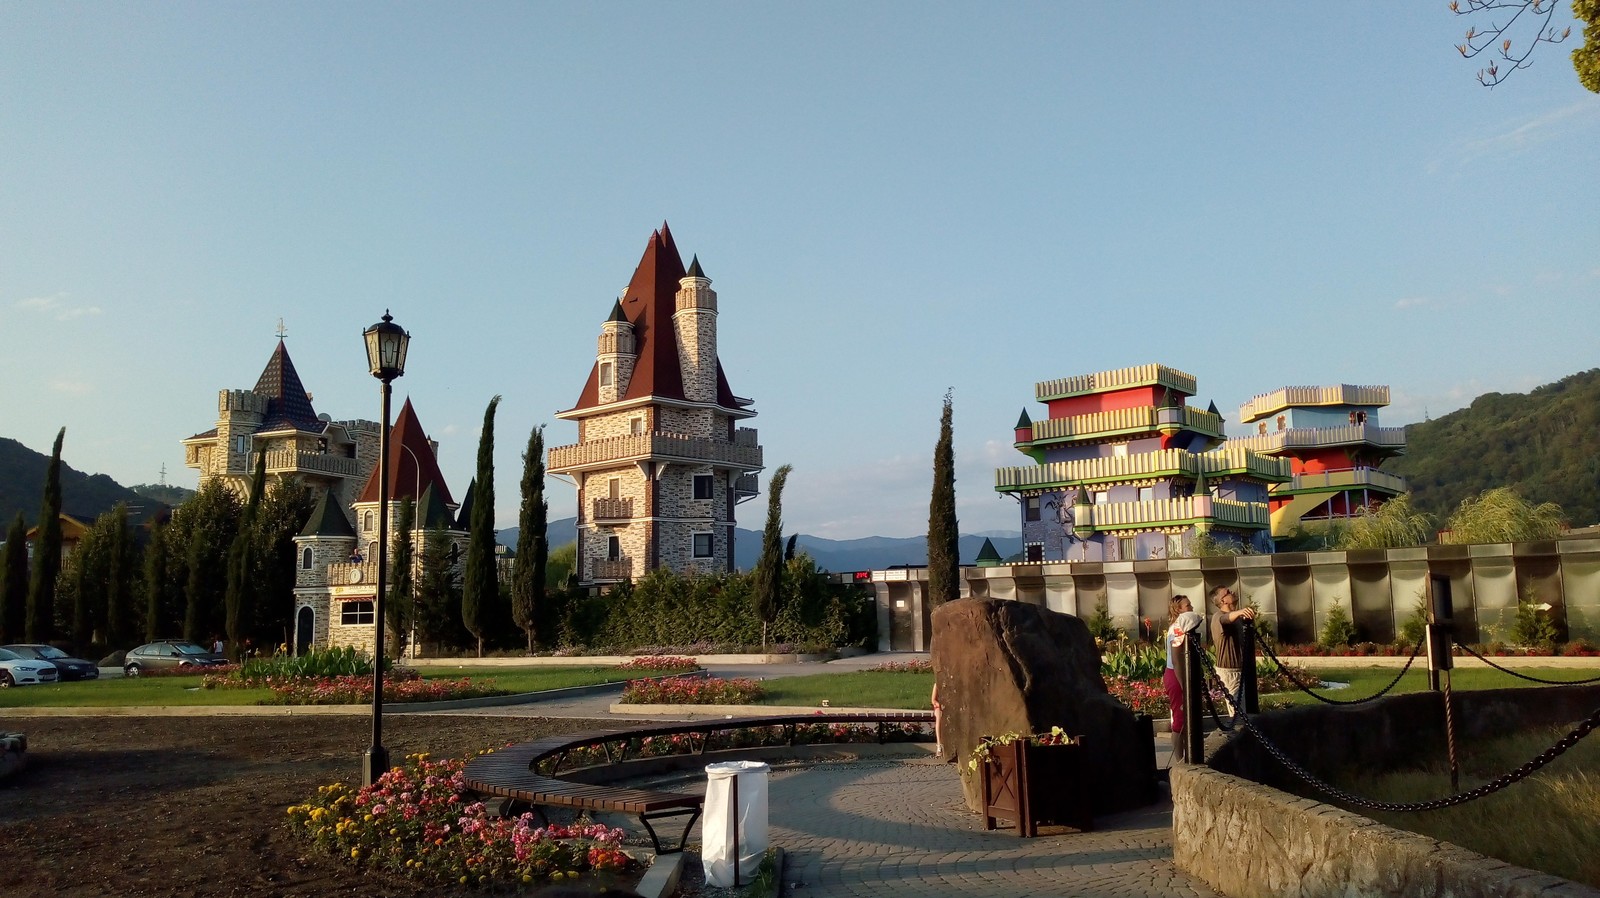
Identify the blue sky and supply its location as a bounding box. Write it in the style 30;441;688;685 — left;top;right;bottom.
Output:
3;4;1597;539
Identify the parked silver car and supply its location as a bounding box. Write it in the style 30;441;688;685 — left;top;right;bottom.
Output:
1;644;99;680
123;641;224;676
0;647;61;687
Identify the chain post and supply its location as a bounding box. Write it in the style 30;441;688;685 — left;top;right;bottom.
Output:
1427;574;1455;692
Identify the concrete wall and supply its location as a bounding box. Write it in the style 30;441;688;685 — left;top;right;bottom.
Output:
872;537;1600;651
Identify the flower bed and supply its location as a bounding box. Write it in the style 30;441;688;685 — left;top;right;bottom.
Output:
547;720;933;770
867;658;932;673
140;663;239;678
287;753;635;888
614;656;700;673
202;668;506;705
618;675;764;705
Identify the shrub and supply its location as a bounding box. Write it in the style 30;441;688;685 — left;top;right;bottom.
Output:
1100;640;1166;681
1085;597;1121;643
868;658;932;673
1319;605;1358;649
1510;598;1558;649
1397;595;1429;648
287;753;635;887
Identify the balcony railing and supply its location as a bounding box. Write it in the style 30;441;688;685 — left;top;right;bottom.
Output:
995;448;1289;492
1227;424;1407;454
254;449;363;478
549;433;763;473
1238;384;1390;423
592;497;634;521
1281;467;1408;495
590;557;632;581
326;558;381;588
1035;363;1198;401
733;473;759;497
1026;405;1224;445
1074;496;1270;531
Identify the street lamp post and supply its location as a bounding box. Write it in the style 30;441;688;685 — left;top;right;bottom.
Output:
361;310;410;788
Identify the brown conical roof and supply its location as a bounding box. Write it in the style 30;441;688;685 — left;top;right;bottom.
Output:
254;340;324;432
356;398;455;506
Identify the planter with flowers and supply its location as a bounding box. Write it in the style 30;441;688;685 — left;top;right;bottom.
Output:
969;727;1092;836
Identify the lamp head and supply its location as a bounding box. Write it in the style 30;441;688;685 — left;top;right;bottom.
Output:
363;311;410;382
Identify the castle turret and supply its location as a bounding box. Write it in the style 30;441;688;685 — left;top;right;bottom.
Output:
673;255;718;404
214;388;268;480
596;300;637;405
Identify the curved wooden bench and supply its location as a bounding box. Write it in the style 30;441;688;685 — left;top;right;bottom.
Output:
464;711;933;854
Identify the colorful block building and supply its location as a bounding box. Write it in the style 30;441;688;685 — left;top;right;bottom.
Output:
1230;385;1408;537
994;363;1288;561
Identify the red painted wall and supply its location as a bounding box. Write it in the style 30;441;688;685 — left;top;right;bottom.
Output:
1047;385;1179;419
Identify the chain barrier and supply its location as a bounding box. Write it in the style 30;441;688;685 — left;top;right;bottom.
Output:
1254;623;1425;706
1236;702;1600;812
1193;642;1242;732
1452;639;1600;686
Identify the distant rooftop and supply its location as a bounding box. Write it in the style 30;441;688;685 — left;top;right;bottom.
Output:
1035;363;1197;403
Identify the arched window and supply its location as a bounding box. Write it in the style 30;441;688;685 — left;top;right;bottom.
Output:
301;547;313;570
363;511;375;532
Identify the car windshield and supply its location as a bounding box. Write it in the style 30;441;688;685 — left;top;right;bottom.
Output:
0;648;18;661
174;644;212;656
33;646;69;659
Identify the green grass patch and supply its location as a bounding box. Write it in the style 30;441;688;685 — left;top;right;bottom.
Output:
1268;667;1599;708
1326;724;1600;887
0;666;639;708
755;670;933;709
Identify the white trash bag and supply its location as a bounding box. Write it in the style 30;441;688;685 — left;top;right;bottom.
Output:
701;760;770;886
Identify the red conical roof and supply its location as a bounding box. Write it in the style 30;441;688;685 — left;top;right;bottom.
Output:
356;398;455;506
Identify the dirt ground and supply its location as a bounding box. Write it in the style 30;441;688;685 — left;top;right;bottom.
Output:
0;713;618;897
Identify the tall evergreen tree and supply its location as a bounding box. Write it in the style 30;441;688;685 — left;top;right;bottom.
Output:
27;427;65;642
752;464;793;649
462;395;501;657
927;390;960;607
143;518;171;642
1;514;28;643
415;525;461;653
224;454;267;657
387;497;415;658
251;477;316;645
512;423;548;653
103;504;132;650
183;480;244;644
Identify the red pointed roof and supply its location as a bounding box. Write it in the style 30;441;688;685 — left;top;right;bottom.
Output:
567;224;741;414
356;398;455;506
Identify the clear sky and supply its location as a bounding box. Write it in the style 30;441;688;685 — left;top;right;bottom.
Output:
3;4;1596;540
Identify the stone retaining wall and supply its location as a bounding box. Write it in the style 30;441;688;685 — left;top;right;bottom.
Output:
1170;685;1600;897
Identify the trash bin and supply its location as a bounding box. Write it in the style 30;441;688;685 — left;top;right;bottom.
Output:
702;760;769;886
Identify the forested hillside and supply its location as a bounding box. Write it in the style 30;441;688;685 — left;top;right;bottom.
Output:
0;437;158;527
1389;369;1600;528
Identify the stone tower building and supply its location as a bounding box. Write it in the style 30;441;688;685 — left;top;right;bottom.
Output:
548;224;763;586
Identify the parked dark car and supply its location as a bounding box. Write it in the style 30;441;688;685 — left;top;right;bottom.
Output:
123;641;225;676
0;644;100;680
0;647;60;687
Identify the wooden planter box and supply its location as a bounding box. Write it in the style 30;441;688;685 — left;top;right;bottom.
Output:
978;737;1093;837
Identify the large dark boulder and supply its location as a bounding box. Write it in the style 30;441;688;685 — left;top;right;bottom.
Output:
932;598;1156;815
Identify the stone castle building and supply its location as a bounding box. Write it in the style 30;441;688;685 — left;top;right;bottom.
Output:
548;224;763;586
183;340;465;654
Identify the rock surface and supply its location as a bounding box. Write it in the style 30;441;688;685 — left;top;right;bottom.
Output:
930;598;1156;815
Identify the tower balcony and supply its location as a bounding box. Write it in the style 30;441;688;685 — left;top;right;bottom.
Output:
589;557;633;582
550;433;763;475
592;497;634;523
1023;405;1224;448
1069;496;1270;532
1035;363;1198;402
1227;424;1407;455
1239;384;1391;424
252;449;363;479
1278;467;1408;496
995;447;1289;493
733;472;760;500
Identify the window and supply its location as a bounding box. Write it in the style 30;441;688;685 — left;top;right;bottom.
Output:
235;435;250;453
1118;536;1135;560
1026;544;1043;562
692;532;713;558
1258;422;1268;435
301;547;313;570
629;416;644;436
363;511;375;532
1276;415;1286;431
693;474;714;500
607;536;621;561
608;477;621;500
1167;534;1185;558
599;362;613;387
1094;491;1109;506
1024;496;1041;522
1137;486;1154;502
1111;443;1128;458
340;601;375;626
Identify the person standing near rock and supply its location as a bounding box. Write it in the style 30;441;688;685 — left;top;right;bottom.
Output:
1164;599;1203;763
1208;585;1255;716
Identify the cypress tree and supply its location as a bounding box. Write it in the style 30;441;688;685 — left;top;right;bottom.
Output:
387;497;415;658
224;454;266;657
104;504;131;650
512;423;548;653
27;427;65;642
185;480;243;644
415;524;461;653
252;477;316;646
927;390;960;607
752;464;793;649
462;395;501;657
143;518;170;642
1;514;28;643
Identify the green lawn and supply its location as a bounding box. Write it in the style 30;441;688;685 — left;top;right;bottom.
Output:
0;666;645;708
756;670;934;709
1268;666;1600;708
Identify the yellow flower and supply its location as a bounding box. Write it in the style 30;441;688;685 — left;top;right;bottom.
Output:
350;848;361;859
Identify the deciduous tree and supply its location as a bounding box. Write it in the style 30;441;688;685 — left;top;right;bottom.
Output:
1451;0;1599;90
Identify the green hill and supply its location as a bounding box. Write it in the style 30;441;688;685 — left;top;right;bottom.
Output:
1389;369;1600;529
0;436;163;528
